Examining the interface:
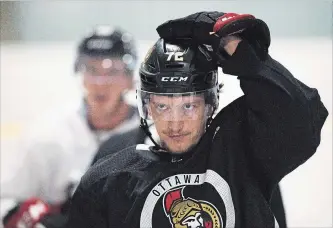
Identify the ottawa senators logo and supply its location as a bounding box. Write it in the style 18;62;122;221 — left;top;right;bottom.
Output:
163;187;222;228
140;170;236;228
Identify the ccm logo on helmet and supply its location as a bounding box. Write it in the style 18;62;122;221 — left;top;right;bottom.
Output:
161;77;188;82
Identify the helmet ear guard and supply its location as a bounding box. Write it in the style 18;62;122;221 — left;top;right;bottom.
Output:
136;89;149;120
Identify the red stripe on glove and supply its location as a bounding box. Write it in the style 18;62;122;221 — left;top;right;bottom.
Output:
213;13;255;33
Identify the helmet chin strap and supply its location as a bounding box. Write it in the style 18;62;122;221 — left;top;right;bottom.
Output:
206;107;216;130
139;118;162;150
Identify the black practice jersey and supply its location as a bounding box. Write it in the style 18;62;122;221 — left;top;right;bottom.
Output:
66;41;328;228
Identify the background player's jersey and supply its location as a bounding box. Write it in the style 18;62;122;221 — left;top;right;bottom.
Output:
0;100;139;221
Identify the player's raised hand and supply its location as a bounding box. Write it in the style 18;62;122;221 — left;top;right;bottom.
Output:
156;11;270;61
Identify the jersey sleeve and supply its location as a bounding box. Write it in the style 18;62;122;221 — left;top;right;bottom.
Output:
221;40;328;199
67;145;144;228
66;179;108;228
90;128;143;165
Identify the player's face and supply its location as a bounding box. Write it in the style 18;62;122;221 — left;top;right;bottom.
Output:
82;57;131;114
149;94;207;153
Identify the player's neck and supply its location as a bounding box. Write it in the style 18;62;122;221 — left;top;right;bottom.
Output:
88;101;130;131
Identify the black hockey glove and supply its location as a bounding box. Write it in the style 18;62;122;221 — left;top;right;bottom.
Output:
156;11;270;62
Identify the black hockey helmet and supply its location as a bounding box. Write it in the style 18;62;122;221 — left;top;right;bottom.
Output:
137;39;220;148
74;25;137;75
137;38;220;120
139;38;218;93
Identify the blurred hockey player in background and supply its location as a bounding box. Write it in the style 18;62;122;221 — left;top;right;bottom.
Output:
1;25;139;228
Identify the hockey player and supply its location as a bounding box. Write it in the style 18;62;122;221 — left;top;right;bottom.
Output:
1;26;139;228
91;126;287;227
66;12;328;227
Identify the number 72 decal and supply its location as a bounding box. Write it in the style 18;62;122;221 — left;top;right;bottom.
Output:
166;52;184;61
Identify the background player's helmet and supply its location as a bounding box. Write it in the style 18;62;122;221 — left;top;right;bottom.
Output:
137;38;219;121
74;25;138;76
